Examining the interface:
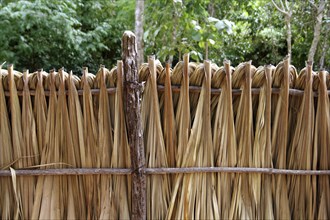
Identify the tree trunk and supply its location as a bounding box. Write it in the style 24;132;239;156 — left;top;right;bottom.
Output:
319;7;330;69
285;14;292;56
271;0;292;56
308;0;326;62
135;0;144;68
208;0;215;17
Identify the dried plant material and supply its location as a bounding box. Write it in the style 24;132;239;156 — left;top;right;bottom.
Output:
33;70;59;219
98;66;114;218
189;63;218;122
107;67;117;130
0;65;15;220
1;59;329;219
213;60;237;219
8;65;23;219
163;64;177;168
210;65;234;126
167;55;191;219
314;70;330;219
30;70;48;219
170;61;197;111
168;60;219;219
20;70;39;219
251;66;274;219
230;61;255;220
81;68;99;219
141;56;170;219
288;63;316;220
109;61;131;219
139;60;163;82
232;62;256;118
271;57;292;219
175;54;191;167
67;71;86;219
33;70;48;156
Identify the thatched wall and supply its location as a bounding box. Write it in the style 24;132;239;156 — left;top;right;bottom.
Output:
0;56;329;219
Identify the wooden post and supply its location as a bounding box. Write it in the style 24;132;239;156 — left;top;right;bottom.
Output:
122;31;146;220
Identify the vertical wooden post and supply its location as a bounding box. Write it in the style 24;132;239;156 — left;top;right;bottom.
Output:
122;31;146;220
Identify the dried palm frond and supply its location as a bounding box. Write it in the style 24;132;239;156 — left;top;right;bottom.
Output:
141;56;170;219
0;65;15;220
93;66;109;121
34;70;60;219
18;70;39;219
166;55;191;219
163;64;177;168
98;66;114;219
288;63;316;220
96;66;113;166
313;70;330;219
170;61;197;112
210;65;234;127
8;65;23;219
107;67;117;130
230;61;255;220
189;63;218;122
32;70;48;155
251;66;274;219
168;60;219;219
271;57;292;219
139;60;163;82
30;70;48;219
174;54;191;167
67;71;86;219
284;65;298;155
213;60;237;219
54;69;81;219
232;62;256;119
108;61;131;219
155;64;176;169
81;68;99;219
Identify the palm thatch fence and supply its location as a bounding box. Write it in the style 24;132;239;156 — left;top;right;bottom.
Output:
0;31;329;219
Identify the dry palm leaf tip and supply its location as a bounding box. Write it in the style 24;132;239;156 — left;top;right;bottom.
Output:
0;55;330;219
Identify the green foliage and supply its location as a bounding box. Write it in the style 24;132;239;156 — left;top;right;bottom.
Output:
0;0;133;73
144;0;329;70
0;0;329;72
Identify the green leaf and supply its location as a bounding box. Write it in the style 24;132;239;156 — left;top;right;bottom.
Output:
208;16;219;23
208;38;215;45
190;50;199;61
192;33;201;41
143;29;150;41
215;20;226;30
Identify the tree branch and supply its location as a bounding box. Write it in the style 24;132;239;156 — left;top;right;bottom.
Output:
308;0;326;62
280;0;285;10
272;0;289;15
309;0;318;9
281;0;290;11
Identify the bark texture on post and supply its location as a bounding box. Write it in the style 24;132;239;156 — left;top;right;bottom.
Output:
122;31;146;220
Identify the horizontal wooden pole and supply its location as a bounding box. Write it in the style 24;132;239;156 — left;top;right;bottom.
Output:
0;168;131;176
0;167;329;177
4;88;117;96
157;85;329;97
143;167;330;175
3;85;329;97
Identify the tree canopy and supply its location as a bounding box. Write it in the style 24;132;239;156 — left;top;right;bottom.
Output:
0;0;329;73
